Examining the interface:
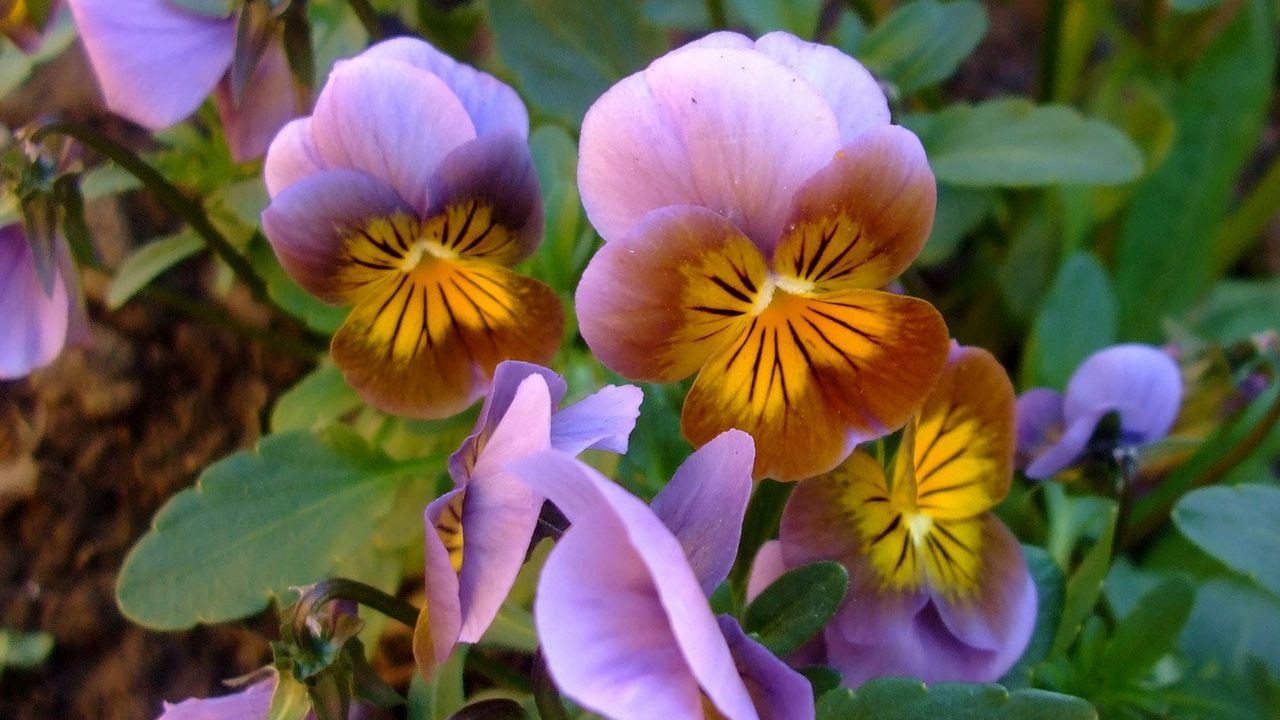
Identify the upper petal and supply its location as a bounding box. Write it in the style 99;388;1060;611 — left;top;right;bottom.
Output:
263;117;326;197
650;429;755;595
360;36;528;139
309;56;476;213
0;227;71;379
771;125;936;291
1064;344;1183;446
215;42;304;163
68;0;234;128
549;384;644;456
578;46;842;250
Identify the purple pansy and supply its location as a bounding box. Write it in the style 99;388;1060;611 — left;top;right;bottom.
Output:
1017;344;1183;480
0;223;87;379
414;361;641;679
261;38;564;420
511;431;815;720
156;677;278;720
66;0;302;161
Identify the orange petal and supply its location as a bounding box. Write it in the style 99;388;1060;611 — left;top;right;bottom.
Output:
332;258;563;419
682;288;949;481
770;126;936;292
911;345;1015;519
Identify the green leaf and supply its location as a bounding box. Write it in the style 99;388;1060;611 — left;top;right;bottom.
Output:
168;0;237;17
0;629;53;671
1001;546;1065;688
917;184;995;266
78;164;143;200
799;665;843;699
742;561;847;657
728;478;793;605
270;361;362;433
526;125;585;293
1188;279;1280;342
815;678;1096;720
726;0;822;38
477;604;538;653
408;648;468;720
1174;484;1280;599
856;0;987;94
1170;0;1222;12
249;237;348;335
1022;252;1116;389
915;99;1143;187
116;428;433;629
1099;577;1194;682
106;231;204;309
1114;0;1276;339
641;0;710;30
487;0;664;125
1051;502;1117;656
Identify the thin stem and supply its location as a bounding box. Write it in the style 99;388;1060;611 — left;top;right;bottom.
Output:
292;578;420;641
345;0;384;41
1111;450;1135;558
1039;0;1066;102
1211;153;1280;276
705;0;727;28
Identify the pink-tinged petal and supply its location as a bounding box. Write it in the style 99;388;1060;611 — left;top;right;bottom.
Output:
549;384;644;456
426;132;543;266
578;47;842;251
259;169;412;304
650;429;755;595
1064;344;1183;446
1015;388;1063;472
0;227;71;379
417;487;465;677
514;451;759;719
215;43;305;163
1024;407;1104;480
309;57;476;213
263;118;325;197
746;540;787;603
753;32;889;144
360;36;528;139
156;677;275;720
68;0;234;129
449;360;566;483
718;615;816;720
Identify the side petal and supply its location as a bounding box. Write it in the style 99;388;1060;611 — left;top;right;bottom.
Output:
753;31;890;144
549;384;644;456
576;206;768;383
578;46;842;250
309;56;476;213
718;615;816;720
1064;344;1183;446
259;169;414;304
0;228;70;379
1014;388;1064;471
263;118;325;197
360;36;529;138
650;429;755;594
68;0;234;128
771;126;936;291
157;677;276;720
449;361;567;483
417;488;466;679
215;42;304;163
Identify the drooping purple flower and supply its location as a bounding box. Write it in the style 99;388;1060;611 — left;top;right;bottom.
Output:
66;0;302;161
511;431;814;720
261;38;564;419
780;345;1037;687
1018;344;1183;480
573;30;950;481
0;223;87;379
414;361;641;679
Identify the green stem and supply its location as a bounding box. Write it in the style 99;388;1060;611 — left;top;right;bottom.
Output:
705;0;727;28
345;0;384;41
1039;0;1066;102
292;578;420;640
1211;153;1280;276
1111;451;1135;559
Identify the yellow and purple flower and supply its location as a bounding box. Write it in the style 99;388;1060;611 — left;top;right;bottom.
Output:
1;223;87;379
779;345;1036;686
574;31;949;481
261;39;564;419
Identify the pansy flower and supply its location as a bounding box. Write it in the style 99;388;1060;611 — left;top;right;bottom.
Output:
512;430;814;720
574;31;949;481
780;344;1036;686
1017;344;1183;480
415;361;641;679
156;676;277;720
1;223;88;379
67;0;303;161
262;38;564;419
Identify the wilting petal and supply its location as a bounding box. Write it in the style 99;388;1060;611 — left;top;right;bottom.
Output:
215;43;303;163
360;36;528;139
578;47;841;250
682;289;949;481
650;429;755;594
331;259;562;419
263;118;326;196
576;206;768;383
771;126;935;292
911;345;1015;519
549;384;644;456
259;169;413;304
1064;344;1183;446
718;615;816;720
753;31;889;144
417;487;465;678
309;57;476;213
68;0;235;129
1014;388;1063;471
515;451;758;720
426;132;543;266
0;227;71;379
157;676;275;720
746;540;787;603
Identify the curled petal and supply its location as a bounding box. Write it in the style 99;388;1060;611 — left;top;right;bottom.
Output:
771;126;936;291
576;206;768;383
360;36;528;138
718;615;816;720
157;677;276;720
215;43;304;163
1014;388;1064;471
578;47;842;250
263;118;326;197
450;361;567;482
549;384;644;456
1064;344;1183;446
310;57;476;212
69;0;235;129
0;227;71;379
